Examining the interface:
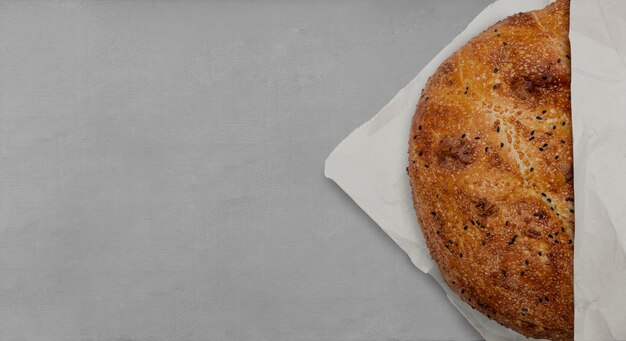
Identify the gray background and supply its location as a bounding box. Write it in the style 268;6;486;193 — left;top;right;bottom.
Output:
0;1;491;340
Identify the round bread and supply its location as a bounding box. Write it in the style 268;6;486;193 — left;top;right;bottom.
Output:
407;1;573;340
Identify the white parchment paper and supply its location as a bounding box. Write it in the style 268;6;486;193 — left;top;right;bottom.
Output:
326;0;626;339
571;0;626;340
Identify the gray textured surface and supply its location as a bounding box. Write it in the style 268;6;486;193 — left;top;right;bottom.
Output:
0;1;492;340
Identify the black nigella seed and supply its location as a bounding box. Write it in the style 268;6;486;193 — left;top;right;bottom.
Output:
425;164;429;168
541;192;547;197
530;167;534;172
525;259;529;265
459;253;463;258
546;132;553;136
529;136;535;141
431;211;437;216
531;130;535;135
419;151;423;156
505;220;509;226
425;96;429;101
475;137;480;140
562;121;566;126
500;142;504;148
538;251;543;256
547;198;552;203
464;225;468;230
462;289;465;294
555;155;559;160
569;239;573;244
562;227;565;232
536;116;542;120
557;58;562;63
542;76;547;81
548;234;553;238
448;239;453;244
561;139;565;144
413;135;417;139
508;235;518;245
570;209;575;213
494;67;499;73
493;84;498;90
461;133;466;138
497;126;500;132
539;147;544;151
542;110;547;114
503;42;508;46
485;147;489;152
520;271;525;277
566;54;571;60
565;197;574;202
553;125;557;130
543;143;548;147
418;125;422;130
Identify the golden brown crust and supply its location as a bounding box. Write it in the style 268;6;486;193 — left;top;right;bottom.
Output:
408;1;573;340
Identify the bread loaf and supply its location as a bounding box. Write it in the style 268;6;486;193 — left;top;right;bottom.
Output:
407;1;573;340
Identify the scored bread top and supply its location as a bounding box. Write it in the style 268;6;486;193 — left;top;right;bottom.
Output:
408;1;573;340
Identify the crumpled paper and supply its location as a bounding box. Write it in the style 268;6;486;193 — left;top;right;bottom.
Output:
571;0;626;340
326;0;626;339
